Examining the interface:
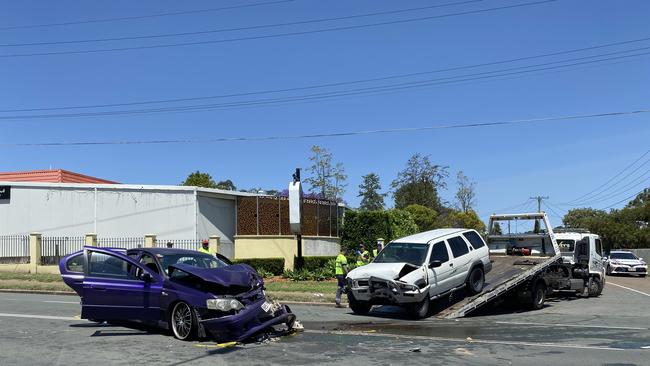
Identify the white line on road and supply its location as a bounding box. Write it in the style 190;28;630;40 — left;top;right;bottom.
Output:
494;321;647;331
608;282;650;297
305;329;631;351
44;300;79;304
0;312;77;321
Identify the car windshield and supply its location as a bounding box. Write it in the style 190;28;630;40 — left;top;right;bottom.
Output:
610;252;638;260
158;253;229;274
373;243;429;265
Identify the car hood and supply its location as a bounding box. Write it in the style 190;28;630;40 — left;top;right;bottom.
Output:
347;262;420;281
169;263;261;288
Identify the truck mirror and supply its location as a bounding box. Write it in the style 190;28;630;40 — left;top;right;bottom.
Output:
429;260;442;268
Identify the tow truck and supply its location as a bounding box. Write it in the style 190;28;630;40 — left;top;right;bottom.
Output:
436;212;605;318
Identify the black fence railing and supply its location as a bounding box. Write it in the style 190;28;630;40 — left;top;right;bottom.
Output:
0;235;29;264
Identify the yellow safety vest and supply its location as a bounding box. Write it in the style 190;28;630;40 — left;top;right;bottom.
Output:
198;247;210;254
335;254;347;275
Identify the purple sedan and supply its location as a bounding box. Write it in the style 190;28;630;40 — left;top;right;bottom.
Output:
59;246;296;342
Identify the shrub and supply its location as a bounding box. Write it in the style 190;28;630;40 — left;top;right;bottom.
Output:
340;209;419;252
232;257;284;276
302;256;337;272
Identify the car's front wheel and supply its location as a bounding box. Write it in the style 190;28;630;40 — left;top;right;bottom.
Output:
170;301;197;341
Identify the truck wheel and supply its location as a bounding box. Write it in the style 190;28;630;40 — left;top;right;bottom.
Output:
466;267;485;295
588;277;603;297
529;282;546;310
407;297;430;320
347;293;371;315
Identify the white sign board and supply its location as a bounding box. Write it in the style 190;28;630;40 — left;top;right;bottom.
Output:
288;181;303;234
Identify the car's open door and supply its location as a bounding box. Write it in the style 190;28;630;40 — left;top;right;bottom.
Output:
81;247;162;321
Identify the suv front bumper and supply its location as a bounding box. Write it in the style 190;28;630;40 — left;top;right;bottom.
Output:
347;276;427;304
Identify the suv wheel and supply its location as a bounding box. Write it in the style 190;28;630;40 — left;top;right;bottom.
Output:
407;297;430;319
347;293;372;315
466;267;485;295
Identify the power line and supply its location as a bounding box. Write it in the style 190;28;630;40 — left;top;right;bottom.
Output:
1;109;646;147
560;148;650;205
2;50;648;120
569;172;650;206
0;0;487;47
0;0;556;58
2;36;648;114
543;202;564;222
0;0;299;31
602;187;650;210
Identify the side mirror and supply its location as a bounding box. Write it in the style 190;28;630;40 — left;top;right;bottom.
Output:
140;272;153;282
639;257;644;261
429;260;442;268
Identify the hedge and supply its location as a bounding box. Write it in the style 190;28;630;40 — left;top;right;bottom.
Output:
302;256;337;272
232;257;285;276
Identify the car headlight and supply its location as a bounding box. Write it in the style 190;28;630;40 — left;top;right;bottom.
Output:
206;298;244;311
398;283;418;291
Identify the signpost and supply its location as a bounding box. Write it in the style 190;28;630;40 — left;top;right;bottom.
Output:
289;168;303;270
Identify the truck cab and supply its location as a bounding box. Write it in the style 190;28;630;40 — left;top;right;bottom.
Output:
555;230;605;287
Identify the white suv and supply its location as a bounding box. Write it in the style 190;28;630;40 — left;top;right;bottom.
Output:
346;228;491;319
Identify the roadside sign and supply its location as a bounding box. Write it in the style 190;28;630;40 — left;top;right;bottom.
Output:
0;186;9;200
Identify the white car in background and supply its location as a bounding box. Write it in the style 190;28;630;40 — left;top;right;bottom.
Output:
345;228;491;319
606;250;647;277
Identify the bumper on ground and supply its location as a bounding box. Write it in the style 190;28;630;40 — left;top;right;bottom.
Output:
199;298;295;342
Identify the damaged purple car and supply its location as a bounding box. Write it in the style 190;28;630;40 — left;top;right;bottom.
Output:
59;247;296;342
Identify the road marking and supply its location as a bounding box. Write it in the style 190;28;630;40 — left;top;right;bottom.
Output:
608;282;650;297
494;321;647;331
305;329;631;351
0;312;77;321
44;300;79;304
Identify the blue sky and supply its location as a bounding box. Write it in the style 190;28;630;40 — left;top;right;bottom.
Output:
2;0;649;226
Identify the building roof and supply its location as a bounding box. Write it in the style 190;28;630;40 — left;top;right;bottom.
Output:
0;169;118;184
392;228;468;244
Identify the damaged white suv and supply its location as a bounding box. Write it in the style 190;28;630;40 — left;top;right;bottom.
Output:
346;228;491;319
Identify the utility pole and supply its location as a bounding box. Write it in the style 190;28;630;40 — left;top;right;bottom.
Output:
529;195;548;234
529;195;549;213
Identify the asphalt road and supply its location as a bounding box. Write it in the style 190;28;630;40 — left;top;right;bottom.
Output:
0;274;648;366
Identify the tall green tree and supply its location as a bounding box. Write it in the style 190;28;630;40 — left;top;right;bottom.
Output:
304;145;347;201
216;179;236;191
182;171;217;188
404;204;438;232
455;171;476;213
358;173;385;211
438;209;486;233
391;153;448;211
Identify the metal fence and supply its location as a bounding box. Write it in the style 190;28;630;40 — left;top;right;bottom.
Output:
41;236;85;265
156;239;203;251
97;236;145;249
0;235;29;263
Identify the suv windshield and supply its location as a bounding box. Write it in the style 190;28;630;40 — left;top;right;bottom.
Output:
374;243;429;265
158;253;229;274
610;252;638;260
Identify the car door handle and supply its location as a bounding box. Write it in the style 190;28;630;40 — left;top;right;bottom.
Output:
449;263;454;267
91;286;107;291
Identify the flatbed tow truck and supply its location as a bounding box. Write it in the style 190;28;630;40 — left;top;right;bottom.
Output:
436;212;605;319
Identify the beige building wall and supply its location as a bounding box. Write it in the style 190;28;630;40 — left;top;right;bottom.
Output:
234;235;340;270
